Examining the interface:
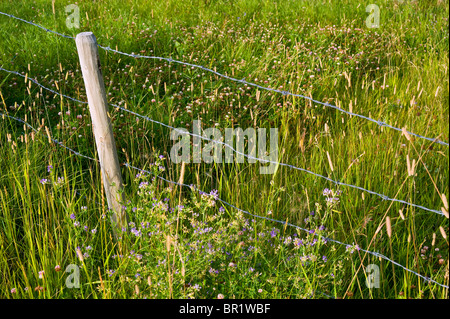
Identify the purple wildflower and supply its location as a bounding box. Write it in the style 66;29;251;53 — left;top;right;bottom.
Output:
209;189;219;200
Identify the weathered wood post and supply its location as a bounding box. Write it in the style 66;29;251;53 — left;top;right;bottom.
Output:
75;32;127;236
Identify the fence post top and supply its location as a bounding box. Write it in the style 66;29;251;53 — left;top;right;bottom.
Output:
76;32;96;41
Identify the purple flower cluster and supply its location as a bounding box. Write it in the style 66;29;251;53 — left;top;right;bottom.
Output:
131;227;142;237
323;188;342;203
139;181;149;188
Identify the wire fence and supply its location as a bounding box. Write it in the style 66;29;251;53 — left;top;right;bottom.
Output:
0;11;75;39
1;110;448;289
0;109;97;162
1;10;448;147
0;11;449;291
0;65;446;217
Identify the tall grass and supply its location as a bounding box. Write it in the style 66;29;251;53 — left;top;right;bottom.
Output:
0;0;448;299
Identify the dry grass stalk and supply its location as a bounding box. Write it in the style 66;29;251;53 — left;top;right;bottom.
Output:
402;127;411;141
327;151;334;172
439;226;447;241
386;216;392;238
166;235;171;252
441;193;448;210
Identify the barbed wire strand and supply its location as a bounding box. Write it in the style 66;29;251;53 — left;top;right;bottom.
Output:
0;111;334;299
2;9;448;296
114;103;446;216
0;11;75;39
0;111;97;162
98;45;449;148
0;10;447;147
0;67;88;105
0;66;445;217
124;163;449;290
1;108;448;290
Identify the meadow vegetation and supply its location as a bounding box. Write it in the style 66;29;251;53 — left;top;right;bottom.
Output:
0;0;448;299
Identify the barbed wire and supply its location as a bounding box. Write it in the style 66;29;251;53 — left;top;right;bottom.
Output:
124;162;450;290
0;111;97;162
0;65;446;217
0;67;89;105
0;11;75;39
113;103;446;216
98;45;449;148
1;9;448;296
1;10;447;147
0;112;336;299
1;110;447;290
1;88;448;291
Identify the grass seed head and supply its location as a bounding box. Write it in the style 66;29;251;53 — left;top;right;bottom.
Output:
441;194;448;210
439;226;447;240
386;216;392;238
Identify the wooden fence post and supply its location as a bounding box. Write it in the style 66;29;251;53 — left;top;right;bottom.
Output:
75;32;127;236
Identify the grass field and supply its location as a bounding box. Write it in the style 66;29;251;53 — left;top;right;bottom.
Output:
0;0;448;299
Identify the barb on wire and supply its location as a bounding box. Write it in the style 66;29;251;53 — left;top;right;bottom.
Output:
111;103;446;216
0;112;337;298
124;162;450;290
0;67;88;105
0;111;97;162
95;51;448;148
1;106;448;290
0;65;445;217
0;11;75;39
0;9;448;147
